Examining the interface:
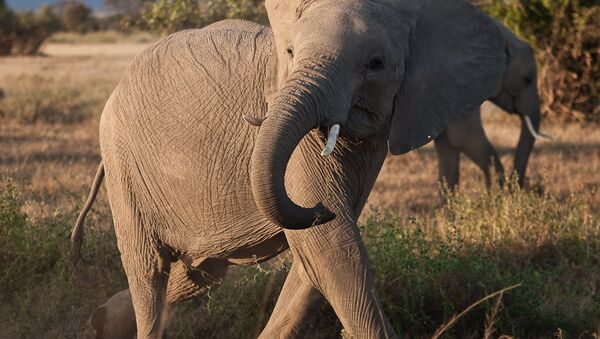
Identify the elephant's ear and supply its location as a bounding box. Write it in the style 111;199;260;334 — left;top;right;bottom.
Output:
264;0;304;90
388;0;506;155
264;35;278;108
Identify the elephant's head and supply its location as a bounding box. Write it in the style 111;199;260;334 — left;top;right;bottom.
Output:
490;22;550;186
251;0;506;229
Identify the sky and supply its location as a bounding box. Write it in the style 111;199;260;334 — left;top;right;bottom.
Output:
6;0;105;10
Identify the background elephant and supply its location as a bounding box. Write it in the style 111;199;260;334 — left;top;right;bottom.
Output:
73;0;505;337
434;20;551;190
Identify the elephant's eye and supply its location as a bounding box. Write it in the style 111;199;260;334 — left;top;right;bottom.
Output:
524;76;533;86
367;55;384;71
286;46;294;58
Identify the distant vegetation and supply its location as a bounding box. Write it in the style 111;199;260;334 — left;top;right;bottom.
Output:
0;1;60;55
0;0;128;56
0;0;597;122
120;0;267;34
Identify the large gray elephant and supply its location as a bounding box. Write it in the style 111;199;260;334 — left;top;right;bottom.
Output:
434;20;551;190
72;0;506;337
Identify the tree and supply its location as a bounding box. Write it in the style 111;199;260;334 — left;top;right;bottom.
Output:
61;1;92;33
0;1;60;56
105;0;144;16
0;0;17;55
140;0;267;34
11;5;61;55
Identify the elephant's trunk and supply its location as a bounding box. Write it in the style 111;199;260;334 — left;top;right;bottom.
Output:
251;65;348;229
513;91;541;188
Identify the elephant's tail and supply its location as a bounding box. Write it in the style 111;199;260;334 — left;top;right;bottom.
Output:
71;162;105;264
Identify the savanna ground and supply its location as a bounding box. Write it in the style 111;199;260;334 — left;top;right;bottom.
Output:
1;37;599;338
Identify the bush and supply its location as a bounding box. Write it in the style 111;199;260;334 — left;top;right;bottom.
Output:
0;2;61;56
0;179;70;299
0;178;127;337
0;0;18;55
139;0;267;34
61;1;92;33
482;0;600;122
11;6;62;55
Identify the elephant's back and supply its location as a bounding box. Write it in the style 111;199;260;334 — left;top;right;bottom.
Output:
100;20;279;254
114;20;273;125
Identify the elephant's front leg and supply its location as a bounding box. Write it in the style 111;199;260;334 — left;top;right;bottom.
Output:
275;220;396;338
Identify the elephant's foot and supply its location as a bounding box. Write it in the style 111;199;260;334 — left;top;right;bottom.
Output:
89;290;137;339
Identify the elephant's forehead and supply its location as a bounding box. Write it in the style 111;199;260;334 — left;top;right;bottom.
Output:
298;0;390;34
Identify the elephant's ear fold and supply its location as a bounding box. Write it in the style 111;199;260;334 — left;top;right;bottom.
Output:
388;0;506;155
264;0;301;89
264;40;278;108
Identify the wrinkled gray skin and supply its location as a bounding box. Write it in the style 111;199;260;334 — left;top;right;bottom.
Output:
76;0;506;338
434;21;542;189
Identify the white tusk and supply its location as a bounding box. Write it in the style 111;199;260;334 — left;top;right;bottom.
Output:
321;124;340;157
524;116;553;141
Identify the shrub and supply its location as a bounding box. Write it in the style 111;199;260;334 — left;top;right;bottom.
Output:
61;1;92;33
139;0;267;34
11;6;61;55
0;178;127;337
142;0;204;34
0;0;17;55
0;179;69;298
482;0;600;122
0;2;61;56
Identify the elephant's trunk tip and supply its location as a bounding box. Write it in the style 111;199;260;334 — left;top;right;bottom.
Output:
311;202;337;227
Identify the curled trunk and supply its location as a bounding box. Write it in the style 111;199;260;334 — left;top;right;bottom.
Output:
250;70;340;229
513;81;543;188
513;108;540;188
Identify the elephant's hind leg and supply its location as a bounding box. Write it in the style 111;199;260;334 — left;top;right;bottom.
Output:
434;132;460;190
109;188;172;339
117;225;171;338
89;259;229;339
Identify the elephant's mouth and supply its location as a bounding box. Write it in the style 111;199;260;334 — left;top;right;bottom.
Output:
340;101;381;138
493;90;516;114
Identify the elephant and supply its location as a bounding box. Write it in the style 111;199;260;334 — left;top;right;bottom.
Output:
71;0;506;337
433;20;552;190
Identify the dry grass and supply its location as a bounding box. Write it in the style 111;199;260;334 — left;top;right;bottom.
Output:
48;31;158;45
0;42;149;124
369;102;600;216
1;42;599;338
